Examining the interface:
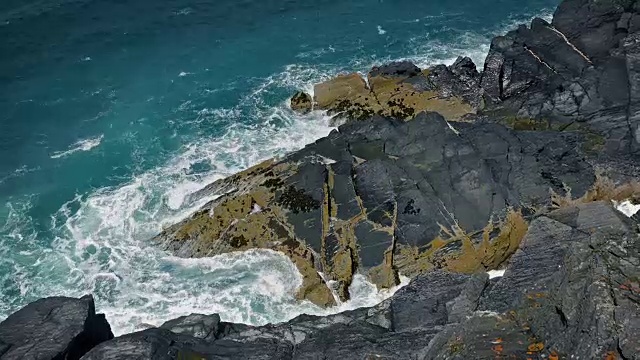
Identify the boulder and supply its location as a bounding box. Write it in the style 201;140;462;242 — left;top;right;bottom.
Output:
0;295;113;360
290;91;313;114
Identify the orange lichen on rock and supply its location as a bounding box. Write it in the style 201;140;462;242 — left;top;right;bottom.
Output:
551;174;640;208
526;342;544;353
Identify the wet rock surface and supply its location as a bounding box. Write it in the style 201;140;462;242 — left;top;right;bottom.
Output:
289;91;313;114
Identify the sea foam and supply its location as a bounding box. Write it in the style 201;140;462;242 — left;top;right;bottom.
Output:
50;135;104;159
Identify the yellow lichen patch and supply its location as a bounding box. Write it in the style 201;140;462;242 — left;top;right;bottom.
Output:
314;73;371;109
394;209;529;277
551;174;640;208
326;223;360;300
526;342;545;353
321;181;331;239
177;350;206;360
330;247;356;301
224;211;291;249
445;209;528;272
310;71;475;122
167;179;336;307
367;74;406;92
370;80;474;121
393;244;436;277
504;116;552;131
235;158;276;178
447;336;465;354
442;235;485;273
313;73;382;121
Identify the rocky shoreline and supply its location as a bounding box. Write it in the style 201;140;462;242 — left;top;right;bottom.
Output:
2;0;640;358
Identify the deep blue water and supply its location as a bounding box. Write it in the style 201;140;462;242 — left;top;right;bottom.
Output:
0;0;559;334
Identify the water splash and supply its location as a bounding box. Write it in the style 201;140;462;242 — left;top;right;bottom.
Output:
50;135;104;159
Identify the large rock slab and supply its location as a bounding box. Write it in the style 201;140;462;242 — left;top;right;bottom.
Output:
155;111;596;306
0;295;113;360
159;313;250;341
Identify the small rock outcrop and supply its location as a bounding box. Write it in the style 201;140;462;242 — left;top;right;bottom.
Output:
0;295;113;360
289;91;313;114
294;59;481;124
159;313;249;341
155;111;596;306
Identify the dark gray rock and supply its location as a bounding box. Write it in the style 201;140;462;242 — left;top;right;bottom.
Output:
84;201;639;358
9;201;638;359
81;328;293;360
159;314;249;342
369;61;421;78
340;112;594;248
0;295;113;360
479;0;640;158
465;201;640;359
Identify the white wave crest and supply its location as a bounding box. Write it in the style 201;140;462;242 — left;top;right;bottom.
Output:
50;135;104;159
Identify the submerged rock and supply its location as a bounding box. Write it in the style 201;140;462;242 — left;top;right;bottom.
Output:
0;295;113;360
